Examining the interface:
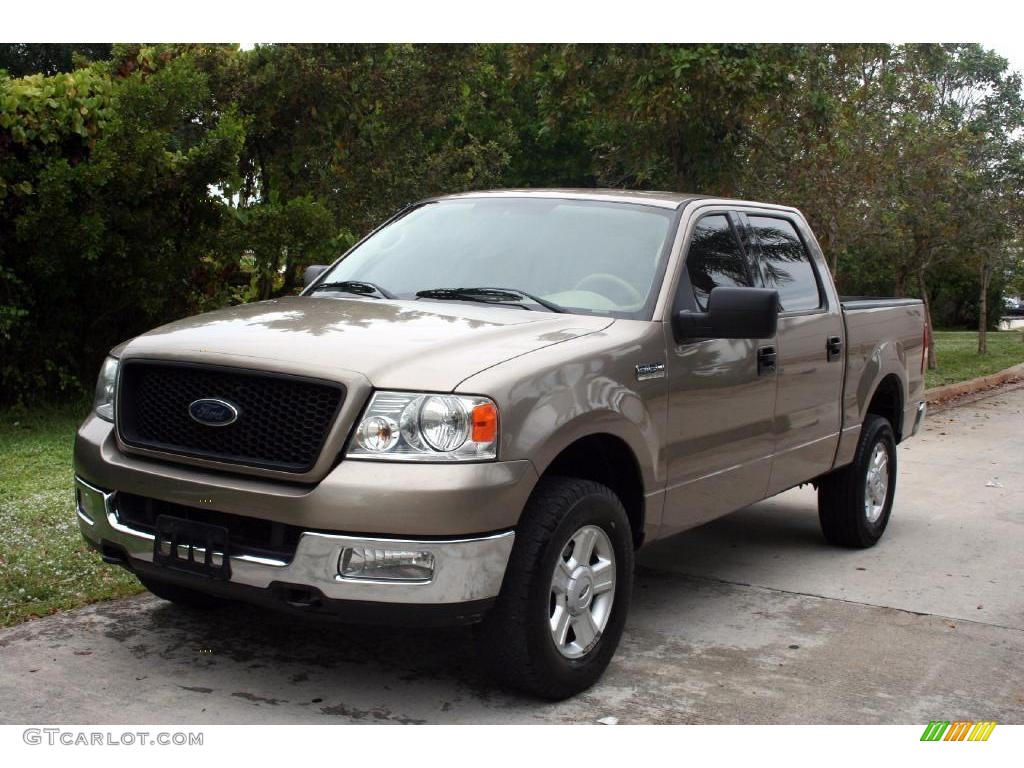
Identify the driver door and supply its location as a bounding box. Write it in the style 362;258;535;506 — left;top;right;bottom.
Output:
661;209;779;532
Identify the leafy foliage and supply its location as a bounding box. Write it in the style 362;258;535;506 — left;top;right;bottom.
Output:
1;43;1022;403
0;44;113;78
1;46;244;398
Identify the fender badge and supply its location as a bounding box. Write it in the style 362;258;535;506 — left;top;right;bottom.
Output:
635;362;665;381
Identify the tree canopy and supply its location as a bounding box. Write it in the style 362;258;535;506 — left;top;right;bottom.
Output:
1;43;1022;403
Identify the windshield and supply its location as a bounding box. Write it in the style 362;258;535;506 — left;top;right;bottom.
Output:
311;197;677;318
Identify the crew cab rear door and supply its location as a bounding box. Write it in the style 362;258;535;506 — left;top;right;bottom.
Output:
741;211;845;494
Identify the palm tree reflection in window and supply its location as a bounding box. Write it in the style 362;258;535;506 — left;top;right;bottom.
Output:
749;216;821;312
686;215;752;311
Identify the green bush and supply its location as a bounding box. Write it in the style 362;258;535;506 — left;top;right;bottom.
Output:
0;44;519;404
1;48;245;401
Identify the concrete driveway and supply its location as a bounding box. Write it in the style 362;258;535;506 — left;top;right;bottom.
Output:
2;385;1022;724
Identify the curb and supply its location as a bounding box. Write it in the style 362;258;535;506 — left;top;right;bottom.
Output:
925;362;1024;405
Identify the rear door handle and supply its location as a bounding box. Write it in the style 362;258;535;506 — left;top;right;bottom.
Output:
826;336;842;362
757;346;777;376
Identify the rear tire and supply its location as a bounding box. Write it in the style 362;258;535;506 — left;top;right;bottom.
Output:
138;575;227;609
818;414;897;548
476;476;634;700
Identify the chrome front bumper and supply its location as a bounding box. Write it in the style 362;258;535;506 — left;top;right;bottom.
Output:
75;476;514;605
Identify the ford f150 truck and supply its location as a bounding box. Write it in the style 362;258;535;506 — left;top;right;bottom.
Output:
74;190;927;699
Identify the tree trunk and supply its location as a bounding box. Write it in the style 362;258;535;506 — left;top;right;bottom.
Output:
258;272;273;301
894;270;907;298
826;213;840;279
281;251;297;296
258;250;277;301
917;267;937;370
978;260;992;355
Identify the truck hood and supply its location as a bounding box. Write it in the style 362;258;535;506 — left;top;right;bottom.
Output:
119;296;613;391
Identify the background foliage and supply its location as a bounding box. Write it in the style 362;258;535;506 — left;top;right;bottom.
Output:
2;43;1023;404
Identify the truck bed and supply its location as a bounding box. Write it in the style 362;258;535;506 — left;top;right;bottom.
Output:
839;296;926;448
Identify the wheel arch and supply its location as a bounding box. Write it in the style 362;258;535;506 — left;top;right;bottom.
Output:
866;373;905;442
536;430;647;548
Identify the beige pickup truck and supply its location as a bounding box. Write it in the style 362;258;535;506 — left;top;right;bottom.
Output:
75;190;927;699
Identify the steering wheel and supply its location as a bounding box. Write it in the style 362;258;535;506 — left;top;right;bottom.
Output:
573;273;643;306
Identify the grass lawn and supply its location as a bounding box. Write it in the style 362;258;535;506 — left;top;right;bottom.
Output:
927;330;1024;389
1;330;1022;629
0;404;141;627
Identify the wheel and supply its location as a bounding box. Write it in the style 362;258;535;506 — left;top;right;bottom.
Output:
476;476;634;700
138;574;227;609
818;414;897;548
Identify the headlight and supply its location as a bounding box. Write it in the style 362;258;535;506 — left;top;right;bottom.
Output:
347;391;498;462
93;356;119;422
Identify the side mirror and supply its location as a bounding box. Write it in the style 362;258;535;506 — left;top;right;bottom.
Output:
303;265;329;288
673;287;779;341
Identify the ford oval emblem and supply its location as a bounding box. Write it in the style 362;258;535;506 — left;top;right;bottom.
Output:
188;398;240;427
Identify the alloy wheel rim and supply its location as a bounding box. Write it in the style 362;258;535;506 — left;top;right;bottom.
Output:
864;442;890;524
549;524;616;659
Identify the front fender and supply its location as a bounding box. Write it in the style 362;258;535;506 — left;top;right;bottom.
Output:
456;320;668;498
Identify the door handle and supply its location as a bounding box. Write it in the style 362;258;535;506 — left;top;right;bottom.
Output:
826;336;842;362
757;346;777;376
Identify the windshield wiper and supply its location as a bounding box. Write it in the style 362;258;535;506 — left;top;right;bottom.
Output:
308;280;396;299
414;287;565;313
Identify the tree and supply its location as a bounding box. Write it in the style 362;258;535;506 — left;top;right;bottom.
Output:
736;44;904;286
3;43;1023;403
956;57;1024;352
1;45;244;399
502;44;799;193
0;44;112;77
736;44;1024;366
235;44;515;235
896;47;1021;358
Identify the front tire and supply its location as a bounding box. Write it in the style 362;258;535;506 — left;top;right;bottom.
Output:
476;476;634;700
818;414;897;548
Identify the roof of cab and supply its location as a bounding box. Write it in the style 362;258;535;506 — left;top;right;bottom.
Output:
430;188;709;210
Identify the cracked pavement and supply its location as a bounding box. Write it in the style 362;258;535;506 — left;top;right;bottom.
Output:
1;385;1022;724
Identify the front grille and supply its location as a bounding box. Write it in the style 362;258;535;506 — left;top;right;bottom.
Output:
117;360;345;473
115;493;303;563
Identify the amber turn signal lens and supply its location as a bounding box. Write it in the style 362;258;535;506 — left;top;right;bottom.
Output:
471;402;498;443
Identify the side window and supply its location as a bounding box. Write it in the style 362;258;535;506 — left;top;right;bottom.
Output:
684;215;752;311
749;216;822;312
